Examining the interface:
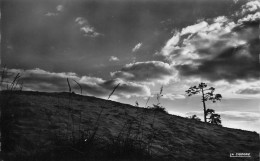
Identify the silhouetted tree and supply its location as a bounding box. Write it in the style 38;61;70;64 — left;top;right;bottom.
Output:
206;109;215;116
208;113;222;125
185;82;222;122
206;108;222;125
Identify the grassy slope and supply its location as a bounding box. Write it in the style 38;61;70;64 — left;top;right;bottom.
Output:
1;91;259;161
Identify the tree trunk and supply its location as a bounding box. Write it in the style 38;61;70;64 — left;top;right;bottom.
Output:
201;87;207;122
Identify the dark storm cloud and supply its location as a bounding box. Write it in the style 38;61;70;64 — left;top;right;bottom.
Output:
180;23;259;82
159;0;260;82
236;88;260;95
1;0;106;76
3;68;150;98
111;61;176;84
175;40;259;82
2;0;238;78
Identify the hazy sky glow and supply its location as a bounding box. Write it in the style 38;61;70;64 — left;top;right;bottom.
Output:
1;0;260;132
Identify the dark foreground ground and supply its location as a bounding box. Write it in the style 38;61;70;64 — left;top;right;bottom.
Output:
0;91;259;161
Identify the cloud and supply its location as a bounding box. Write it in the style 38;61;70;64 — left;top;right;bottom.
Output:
132;43;142;52
45;12;58;16
45;4;64;17
75;17;102;37
160;31;180;57
109;56;119;62
75;17;88;25
56;5;64;12
111;61;177;84
181;21;208;35
158;1;260;82
162;93;185;100
219;111;260;122
236;1;260;23
99;79;151;98
240;0;260;16
236;88;260;95
233;0;239;4
238;12;260;23
2;68;150;99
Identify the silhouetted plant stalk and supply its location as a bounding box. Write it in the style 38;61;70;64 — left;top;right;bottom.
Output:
0;67;23;102
116;108;131;141
67;78;72;93
11;73;21;90
148;85;164;155
79;111;82;141
66;78;72;140
1;67;23;92
108;83;120;100
72;79;83;95
151;85;164;125
0;67;23;153
136;96;151;143
135;101;139;107
88;83;121;144
0;66;7;89
134;98;149;143
16;80;23;91
64;78;87;145
145;97;150;108
65;78;85;142
114;109;149;158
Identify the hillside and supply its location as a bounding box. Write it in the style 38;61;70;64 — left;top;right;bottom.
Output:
1;91;259;161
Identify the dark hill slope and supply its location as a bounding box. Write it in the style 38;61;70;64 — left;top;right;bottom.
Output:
1;91;259;161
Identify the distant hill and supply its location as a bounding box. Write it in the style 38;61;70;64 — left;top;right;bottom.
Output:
1;91;259;161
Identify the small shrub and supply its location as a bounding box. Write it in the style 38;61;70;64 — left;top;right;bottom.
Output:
188;114;201;121
148;104;167;113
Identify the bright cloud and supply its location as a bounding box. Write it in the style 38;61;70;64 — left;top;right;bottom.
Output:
56;5;64;12
45;4;64;16
132;42;142;52
181;21;208;35
111;61;178;84
158;0;259;83
109;56;119;62
75;17;102;37
162;93;185;100
160;31;180;56
241;0;260;16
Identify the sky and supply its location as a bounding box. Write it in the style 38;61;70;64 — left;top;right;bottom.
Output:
1;0;260;132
